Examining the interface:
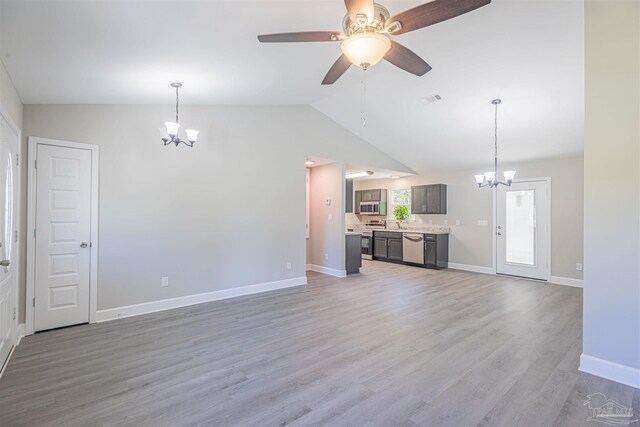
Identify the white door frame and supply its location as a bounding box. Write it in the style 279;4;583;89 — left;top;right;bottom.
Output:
493;177;552;282
26;137;99;335
0;103;22;351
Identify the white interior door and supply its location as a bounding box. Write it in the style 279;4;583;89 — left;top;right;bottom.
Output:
34;144;92;332
0;114;19;368
496;179;549;281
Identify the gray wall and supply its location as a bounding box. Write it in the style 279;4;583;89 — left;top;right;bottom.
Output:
308;162;345;272
22;104;411;315
354;156;584;280
583;0;639;375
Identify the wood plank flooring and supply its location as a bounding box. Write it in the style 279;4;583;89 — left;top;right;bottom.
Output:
0;261;638;426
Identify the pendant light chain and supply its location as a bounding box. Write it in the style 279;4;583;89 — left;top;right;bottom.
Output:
361;69;367;127
175;85;180;123
494;99;498;175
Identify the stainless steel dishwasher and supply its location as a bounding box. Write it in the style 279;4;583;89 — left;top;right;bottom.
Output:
402;233;424;264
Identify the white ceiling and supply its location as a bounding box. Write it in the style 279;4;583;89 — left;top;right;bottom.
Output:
0;0;584;173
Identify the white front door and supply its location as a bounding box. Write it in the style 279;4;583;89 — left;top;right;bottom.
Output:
0;113;19;368
34;144;92;331
496;179;550;281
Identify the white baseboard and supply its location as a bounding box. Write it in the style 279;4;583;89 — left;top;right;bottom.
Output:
306;264;347;278
0;324;26;381
96;276;307;323
448;262;494;275
16;323;25;346
580;354;640;389
550;276;583;288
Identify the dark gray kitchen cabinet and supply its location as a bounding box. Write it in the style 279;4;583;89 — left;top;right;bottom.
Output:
354;190;362;214
345;233;362;274
424;234;449;269
387;239;403;261
361;189;382;202
373;231;403;262
346;179;353;213
411;184;447;214
373;237;388;258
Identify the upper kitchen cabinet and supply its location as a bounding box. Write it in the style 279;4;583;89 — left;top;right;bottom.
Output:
361;189;384;202
345;179;353;213
411;184;447;214
355;189;388;216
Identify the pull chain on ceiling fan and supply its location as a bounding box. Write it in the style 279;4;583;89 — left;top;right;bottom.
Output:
257;0;491;85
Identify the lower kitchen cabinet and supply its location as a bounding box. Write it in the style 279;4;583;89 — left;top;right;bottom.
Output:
425;234;449;269
345;233;362;274
388;239;403;261
373;232;403;262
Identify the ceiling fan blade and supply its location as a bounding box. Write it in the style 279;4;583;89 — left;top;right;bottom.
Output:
388;0;491;35
344;0;375;23
257;32;341;43
384;41;432;76
322;54;352;85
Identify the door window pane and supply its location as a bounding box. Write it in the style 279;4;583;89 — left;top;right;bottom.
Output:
505;190;535;265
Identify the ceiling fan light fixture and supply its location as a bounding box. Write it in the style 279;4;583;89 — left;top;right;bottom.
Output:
340;32;391;69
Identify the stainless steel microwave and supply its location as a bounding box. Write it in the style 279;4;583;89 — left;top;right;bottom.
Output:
359;202;380;215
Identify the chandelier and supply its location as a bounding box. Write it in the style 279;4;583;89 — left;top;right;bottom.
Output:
160;82;199;148
474;99;515;188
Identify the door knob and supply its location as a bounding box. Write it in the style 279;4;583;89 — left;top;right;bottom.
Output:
80;242;88;248
0;260;10;267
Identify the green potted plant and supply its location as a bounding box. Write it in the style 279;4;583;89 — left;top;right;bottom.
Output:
393;205;410;227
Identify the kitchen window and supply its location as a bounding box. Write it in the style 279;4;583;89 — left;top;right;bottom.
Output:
389;189;412;218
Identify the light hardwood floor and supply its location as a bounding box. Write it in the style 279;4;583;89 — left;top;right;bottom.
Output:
1;261;638;426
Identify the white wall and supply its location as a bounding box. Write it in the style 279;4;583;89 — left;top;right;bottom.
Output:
23;104;411;313
0;60;22;131
581;0;640;388
308;162;345;274
354;156;584;281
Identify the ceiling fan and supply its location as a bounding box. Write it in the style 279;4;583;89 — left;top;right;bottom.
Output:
257;0;491;85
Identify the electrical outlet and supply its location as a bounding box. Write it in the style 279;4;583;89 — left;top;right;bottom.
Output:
443;220;449;225
161;276;169;287
477;220;489;226
455;219;461;226
576;263;583;271
287;262;292;270
324;253;329;260
428;219;433;225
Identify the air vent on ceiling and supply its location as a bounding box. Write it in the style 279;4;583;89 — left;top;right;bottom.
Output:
422;94;442;104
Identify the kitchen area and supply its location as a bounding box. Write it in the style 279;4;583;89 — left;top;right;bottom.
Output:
345;180;451;273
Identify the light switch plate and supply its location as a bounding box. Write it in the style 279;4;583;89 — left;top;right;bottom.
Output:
443;220;448;225
576;263;583;271
161;276;169;287
455;220;461;226
477;220;489;226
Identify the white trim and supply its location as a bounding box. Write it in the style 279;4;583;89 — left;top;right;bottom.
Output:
15;323;24;345
0;103;21;364
0;324;24;381
26;137;100;335
306;264;347;278
550;276;583;288
448;262;495;275
96;276;307;323
579;354;640;389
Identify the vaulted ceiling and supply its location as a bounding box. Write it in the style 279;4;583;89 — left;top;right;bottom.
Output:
0;0;583;174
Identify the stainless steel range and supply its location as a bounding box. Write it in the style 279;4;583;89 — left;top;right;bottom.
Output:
361;220;386;260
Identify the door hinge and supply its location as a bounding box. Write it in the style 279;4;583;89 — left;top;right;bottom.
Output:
13;307;16;320
15;230;18;242
32;298;35;307
33;228;36;238
16;153;19;166
34;159;37;169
